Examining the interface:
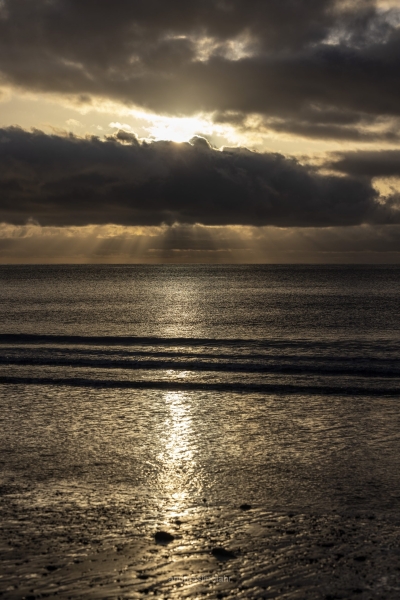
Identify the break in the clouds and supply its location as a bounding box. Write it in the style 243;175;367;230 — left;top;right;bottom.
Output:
1;0;400;140
1;127;399;228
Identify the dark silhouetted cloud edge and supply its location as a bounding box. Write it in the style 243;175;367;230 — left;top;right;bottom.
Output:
1;127;399;228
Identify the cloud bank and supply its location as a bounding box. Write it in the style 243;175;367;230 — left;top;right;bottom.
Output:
1;127;399;229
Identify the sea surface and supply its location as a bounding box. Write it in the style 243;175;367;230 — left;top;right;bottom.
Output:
1;265;400;599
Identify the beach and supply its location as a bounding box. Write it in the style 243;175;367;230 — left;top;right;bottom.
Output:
1;265;400;598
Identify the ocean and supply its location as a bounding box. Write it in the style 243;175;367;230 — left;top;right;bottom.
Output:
1;265;400;599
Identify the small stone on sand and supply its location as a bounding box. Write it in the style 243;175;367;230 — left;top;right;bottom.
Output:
239;503;252;511
211;547;236;560
154;531;174;544
45;564;60;572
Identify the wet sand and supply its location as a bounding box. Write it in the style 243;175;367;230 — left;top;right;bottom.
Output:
1;491;400;599
1;382;400;598
1;267;400;598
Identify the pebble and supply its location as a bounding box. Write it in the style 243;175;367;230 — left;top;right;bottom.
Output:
154;531;175;544
211;547;236;560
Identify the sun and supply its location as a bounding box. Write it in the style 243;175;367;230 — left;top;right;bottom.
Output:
144;114;209;143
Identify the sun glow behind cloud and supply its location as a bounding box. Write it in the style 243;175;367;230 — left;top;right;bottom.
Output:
144;115;208;143
110;111;242;145
3;85;397;157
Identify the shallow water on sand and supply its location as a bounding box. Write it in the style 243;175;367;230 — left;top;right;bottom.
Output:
1;265;400;598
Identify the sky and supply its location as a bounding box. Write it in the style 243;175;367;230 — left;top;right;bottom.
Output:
1;0;400;263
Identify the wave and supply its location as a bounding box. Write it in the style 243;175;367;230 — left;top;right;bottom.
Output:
1;333;399;351
1;334;399;396
1;375;399;396
0;356;399;378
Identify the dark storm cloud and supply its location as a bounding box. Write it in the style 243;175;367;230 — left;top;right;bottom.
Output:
1;1;399;139
331;150;400;177
263;105;400;142
0;127;399;228
262;120;399;143
178;36;400;120
0;0;343;61
212;107;400;142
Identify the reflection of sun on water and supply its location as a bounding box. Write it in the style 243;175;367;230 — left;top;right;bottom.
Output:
158;392;198;518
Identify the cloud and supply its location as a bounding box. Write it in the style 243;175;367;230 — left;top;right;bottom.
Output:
0;126;384;227
262;118;400;143
330;149;400;177
0;126;399;228
0;0;399;141
214;109;400;143
1;2;399;263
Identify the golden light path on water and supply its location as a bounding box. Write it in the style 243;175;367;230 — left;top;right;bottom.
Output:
157;391;199;523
